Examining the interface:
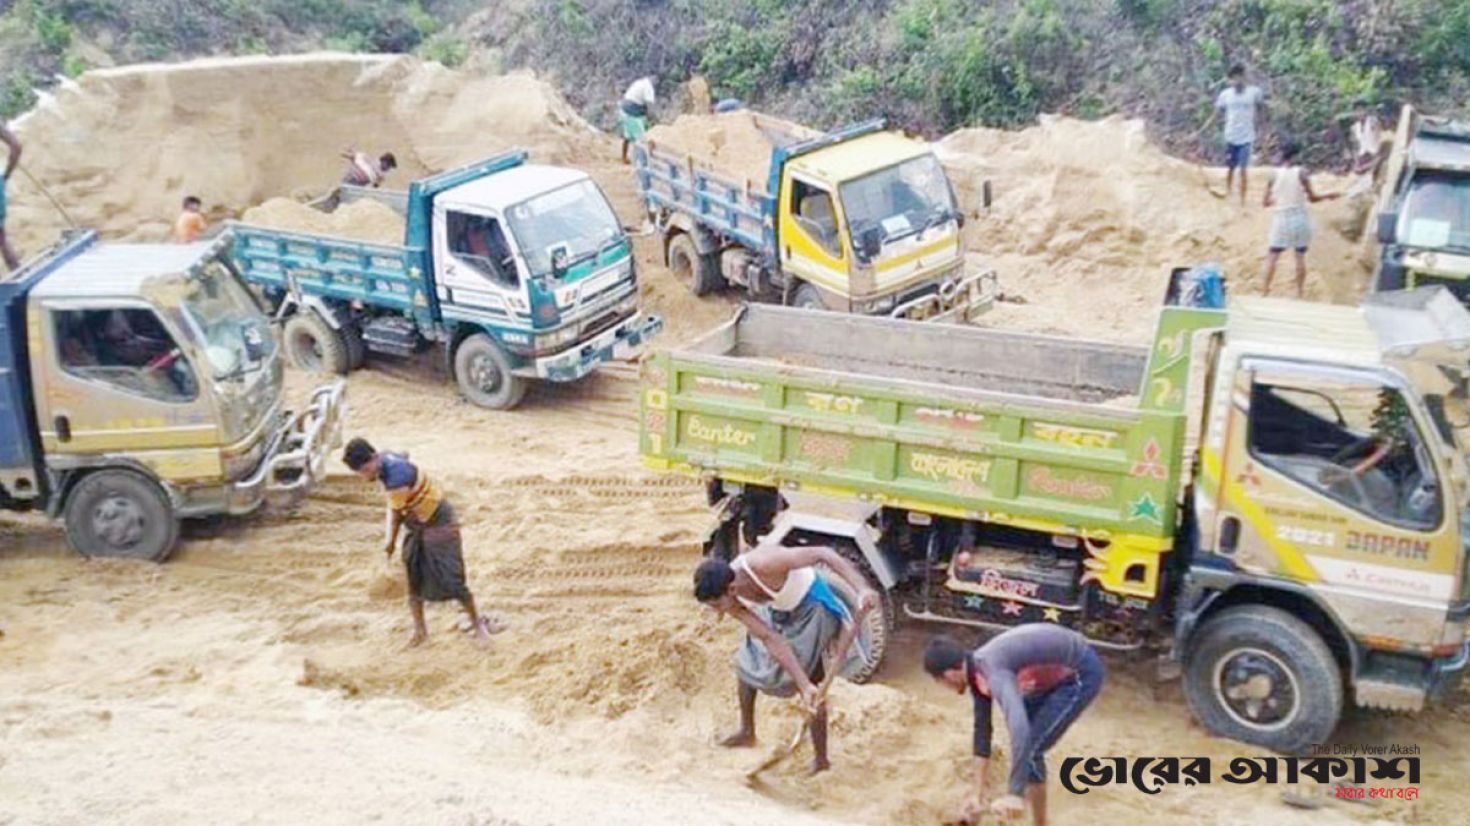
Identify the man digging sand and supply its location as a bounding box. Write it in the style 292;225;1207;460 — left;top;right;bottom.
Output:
342;437;504;648
693;542;880;774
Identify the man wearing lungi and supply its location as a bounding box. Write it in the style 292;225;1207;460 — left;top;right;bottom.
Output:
693;543;881;774
342;437;498;648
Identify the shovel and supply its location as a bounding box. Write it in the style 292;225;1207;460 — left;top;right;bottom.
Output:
744;656;837;783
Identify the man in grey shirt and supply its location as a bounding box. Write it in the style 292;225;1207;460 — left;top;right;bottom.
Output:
1199;64;1267;205
926;625;1105;825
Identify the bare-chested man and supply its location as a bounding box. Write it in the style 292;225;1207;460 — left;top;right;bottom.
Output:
692;542;880;773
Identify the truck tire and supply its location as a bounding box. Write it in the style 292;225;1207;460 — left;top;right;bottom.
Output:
284;311;349;375
454;333;527;410
792;283;826;311
669;233;720;296
342;324;366;371
1182;605;1342;753
834;542;895;684
63;469;179;562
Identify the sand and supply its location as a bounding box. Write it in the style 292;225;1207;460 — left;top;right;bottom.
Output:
937;115;1374;342
645;112;792;184
240;197;406;245
0;54;1460;826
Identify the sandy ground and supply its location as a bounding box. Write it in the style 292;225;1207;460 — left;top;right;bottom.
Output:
0;55;1459;825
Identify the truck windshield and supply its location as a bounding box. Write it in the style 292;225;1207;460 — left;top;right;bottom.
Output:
180;260;275;379
840;154;956;248
1399;172;1470;252
505;179;623;280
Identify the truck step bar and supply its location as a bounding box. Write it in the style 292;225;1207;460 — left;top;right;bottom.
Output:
901;603;1146;652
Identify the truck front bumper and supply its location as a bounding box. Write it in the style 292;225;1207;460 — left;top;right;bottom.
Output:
525;313;664;383
890;268;999;323
226;379;347;513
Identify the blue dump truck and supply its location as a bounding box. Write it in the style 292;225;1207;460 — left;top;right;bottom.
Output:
231;150;662;409
1;231;344;561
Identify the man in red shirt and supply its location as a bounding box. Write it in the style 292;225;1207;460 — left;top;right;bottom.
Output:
925;625;1105;825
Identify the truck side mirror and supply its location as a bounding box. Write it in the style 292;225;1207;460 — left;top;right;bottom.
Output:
1377;211;1398;244
858;227;883;261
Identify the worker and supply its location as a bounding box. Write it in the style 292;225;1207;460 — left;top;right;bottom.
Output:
692;543;879;774
0;120;21;271
925;626;1105;826
619;76;657;164
341;437;503;648
1263;140;1341;297
341;148;397;188
1346;99;1385;199
173;195;208;243
1199;65;1267;206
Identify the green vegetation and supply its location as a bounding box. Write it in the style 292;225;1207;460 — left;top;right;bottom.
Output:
3;0;1470;165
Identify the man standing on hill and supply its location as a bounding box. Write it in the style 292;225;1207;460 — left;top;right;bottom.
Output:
173;195;208;243
1201;65;1266;205
0;122;22;271
619;76;657;164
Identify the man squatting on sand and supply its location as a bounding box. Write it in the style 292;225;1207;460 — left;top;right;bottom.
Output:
342;437;502;648
693;542;880;774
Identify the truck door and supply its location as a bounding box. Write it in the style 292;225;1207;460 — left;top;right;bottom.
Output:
32;303;222;480
432;204;528;321
1211;360;1454;648
777;172;850;303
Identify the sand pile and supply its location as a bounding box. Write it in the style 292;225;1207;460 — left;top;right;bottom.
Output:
6;54;602;254
645;112;798;184
240;197;405;245
937;115;1373;341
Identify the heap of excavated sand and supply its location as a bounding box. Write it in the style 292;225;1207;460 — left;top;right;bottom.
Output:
937;115;1374;342
645;112;790;184
6;54;604;254
240;198;405;245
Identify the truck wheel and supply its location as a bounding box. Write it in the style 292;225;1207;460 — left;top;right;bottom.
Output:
792;283;825;311
834;542;895;684
63;469;179;562
1183;605;1342;753
342;324;366;371
454;333;527;410
284;312;349;375
669;234;720;296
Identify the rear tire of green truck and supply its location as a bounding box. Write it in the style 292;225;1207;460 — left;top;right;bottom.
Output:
792;283;825;311
834;542;895;684
284;311;349;375
1182;605;1342;753
342;324;366;371
454;333;527;410
669;234;720;296
63;469;179;562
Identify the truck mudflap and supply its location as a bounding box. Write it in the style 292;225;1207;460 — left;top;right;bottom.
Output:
229;380;347;512
529;313;664;383
891;268;999;323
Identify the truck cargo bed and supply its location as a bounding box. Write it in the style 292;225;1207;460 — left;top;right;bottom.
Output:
641;306;1186;538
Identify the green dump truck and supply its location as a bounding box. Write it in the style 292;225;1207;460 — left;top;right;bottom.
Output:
640;292;1470;751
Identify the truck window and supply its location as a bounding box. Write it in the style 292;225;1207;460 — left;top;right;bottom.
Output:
1248;379;1441;530
790;179;841;258
53;308;197;403
1400;172;1470;251
447;211;518;290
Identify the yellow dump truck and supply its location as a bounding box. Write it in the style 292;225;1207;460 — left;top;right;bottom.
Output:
633;114;995;321
641;287;1470;751
0;231;345;561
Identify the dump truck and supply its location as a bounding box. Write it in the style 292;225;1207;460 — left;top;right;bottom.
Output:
1;231;345;562
1370;105;1470;297
640;289;1470;752
231;150;662;410
633;113;996;321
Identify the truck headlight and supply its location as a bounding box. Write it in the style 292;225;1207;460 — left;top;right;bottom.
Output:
535;325;580;353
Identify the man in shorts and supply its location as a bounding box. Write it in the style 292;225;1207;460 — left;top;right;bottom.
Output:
619;76;656;164
1203;65;1266;205
1263;141;1341;297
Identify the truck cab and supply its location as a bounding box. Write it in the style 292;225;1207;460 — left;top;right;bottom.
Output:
232;151;659;410
1;231;344;561
1372;107;1470;297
